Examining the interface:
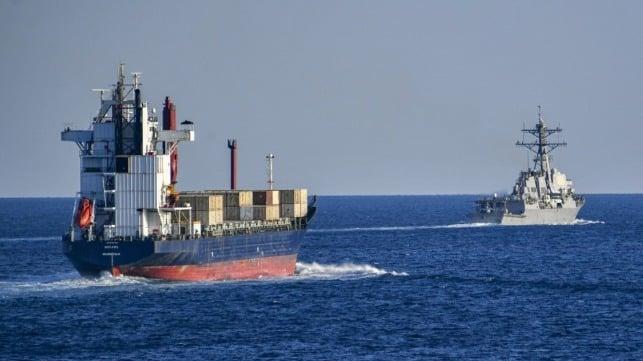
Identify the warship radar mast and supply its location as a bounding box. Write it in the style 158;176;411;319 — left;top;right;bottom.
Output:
515;106;567;191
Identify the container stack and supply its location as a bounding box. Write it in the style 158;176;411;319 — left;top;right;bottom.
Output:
179;194;224;226
253;190;280;220
178;189;307;222
279;189;308;218
223;191;253;221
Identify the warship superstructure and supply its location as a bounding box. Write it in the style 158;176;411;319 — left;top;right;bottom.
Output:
472;107;584;225
61;65;315;281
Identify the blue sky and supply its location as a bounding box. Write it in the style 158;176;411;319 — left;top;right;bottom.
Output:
1;0;641;196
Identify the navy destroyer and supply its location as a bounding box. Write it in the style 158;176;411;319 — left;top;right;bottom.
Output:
472;107;584;225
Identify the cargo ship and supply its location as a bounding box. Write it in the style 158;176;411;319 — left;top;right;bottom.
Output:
471;106;584;225
61;65;316;281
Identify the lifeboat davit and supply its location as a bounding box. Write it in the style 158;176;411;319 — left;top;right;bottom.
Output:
75;197;93;229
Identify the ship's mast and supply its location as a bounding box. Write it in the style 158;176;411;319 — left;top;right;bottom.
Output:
266;154;275;190
515;106;567;191
114;64;125;155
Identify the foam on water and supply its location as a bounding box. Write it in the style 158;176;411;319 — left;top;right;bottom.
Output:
0;272;149;296
431;222;496;229
568;218;605;225
310;219;604;233
310;223;496;233
295;262;407;279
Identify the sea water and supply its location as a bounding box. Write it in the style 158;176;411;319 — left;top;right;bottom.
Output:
0;195;641;360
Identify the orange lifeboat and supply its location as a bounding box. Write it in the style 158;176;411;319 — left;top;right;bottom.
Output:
75;198;93;229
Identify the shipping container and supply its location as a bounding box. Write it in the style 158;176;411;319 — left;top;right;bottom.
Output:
267;190;279;205
253;205;280;220
224;206;240;221
279;189;308;204
280;203;308;218
253;191;266;205
240;206;253;221
194;210;223;226
239;191;253;206
253;190;279;205
196;195;223;211
220;191;253;207
179;194;223;211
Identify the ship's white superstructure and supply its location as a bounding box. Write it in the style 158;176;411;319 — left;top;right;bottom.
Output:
62;64;194;240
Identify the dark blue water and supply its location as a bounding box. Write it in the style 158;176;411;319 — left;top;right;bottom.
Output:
1;195;641;360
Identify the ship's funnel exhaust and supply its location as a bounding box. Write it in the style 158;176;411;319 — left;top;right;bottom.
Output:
228;139;237;190
163;97;178;184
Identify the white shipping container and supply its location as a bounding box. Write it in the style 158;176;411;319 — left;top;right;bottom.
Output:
298;203;308;218
240;206;253;221
239;191;253;206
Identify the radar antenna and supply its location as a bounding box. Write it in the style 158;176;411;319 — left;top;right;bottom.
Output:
91;88;111;101
515;106;567;194
131;72;142;89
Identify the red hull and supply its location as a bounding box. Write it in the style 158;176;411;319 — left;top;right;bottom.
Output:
119;254;297;281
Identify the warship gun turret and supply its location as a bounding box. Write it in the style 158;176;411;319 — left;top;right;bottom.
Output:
472;107;584;225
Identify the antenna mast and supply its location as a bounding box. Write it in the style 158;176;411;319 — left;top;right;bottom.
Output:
515;106;566;174
266;154;275;190
515;106;567;194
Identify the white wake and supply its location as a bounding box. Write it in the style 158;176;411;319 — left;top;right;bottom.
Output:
0;272;147;295
295;262;407;279
309;223;496;233
310;219;605;233
430;222;496;229
568;219;605;226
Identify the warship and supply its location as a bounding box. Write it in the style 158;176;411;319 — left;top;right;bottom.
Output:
61;65;315;281
472;107;584;225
